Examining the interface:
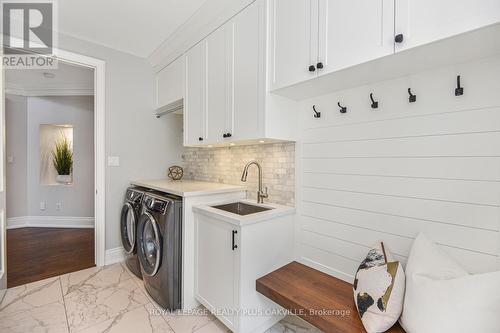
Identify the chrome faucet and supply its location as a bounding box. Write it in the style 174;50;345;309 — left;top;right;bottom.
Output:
241;160;268;203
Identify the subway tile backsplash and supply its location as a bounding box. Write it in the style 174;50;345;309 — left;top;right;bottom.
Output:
181;142;295;206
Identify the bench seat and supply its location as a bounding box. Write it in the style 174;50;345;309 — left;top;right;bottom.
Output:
256;261;406;333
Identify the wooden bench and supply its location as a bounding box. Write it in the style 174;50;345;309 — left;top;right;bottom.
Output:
256;261;406;333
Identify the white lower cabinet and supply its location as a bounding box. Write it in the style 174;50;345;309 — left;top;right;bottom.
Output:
195;215;239;328
194;208;294;333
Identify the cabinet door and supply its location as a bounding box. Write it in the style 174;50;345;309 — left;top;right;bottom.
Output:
156;56;184;108
195;215;238;329
269;0;319;91
206;24;233;142
395;0;500;52
184;42;206;146
318;0;394;75
232;0;265;140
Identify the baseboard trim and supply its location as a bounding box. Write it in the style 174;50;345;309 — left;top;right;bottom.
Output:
7;216;95;229
105;247;125;266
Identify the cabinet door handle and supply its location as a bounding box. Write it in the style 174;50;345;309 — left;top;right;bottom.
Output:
308;65;316;72
198;137;203;141
223;133;228;138
226;133;232;138
395;34;404;43
232;230;238;250
316;62;323;69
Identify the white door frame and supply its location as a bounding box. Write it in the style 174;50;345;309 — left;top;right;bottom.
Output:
55;49;106;267
0;48;106;272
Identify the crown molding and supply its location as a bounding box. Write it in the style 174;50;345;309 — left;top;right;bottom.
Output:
148;0;255;73
5;83;93;97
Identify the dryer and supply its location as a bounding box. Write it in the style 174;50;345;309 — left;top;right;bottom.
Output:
120;187;145;279
137;192;182;310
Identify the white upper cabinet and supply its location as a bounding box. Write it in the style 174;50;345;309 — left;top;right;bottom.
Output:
232;0;266;141
318;0;394;75
395;0;500;52
269;0;319;90
184;41;207;146
156;56;184;108
206;24;234;143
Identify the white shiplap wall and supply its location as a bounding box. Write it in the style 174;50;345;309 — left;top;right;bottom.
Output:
295;56;500;282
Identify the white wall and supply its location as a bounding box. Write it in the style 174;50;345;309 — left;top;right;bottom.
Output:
296;56;500;281
58;34;184;250
5;95;28;218
26;96;94;218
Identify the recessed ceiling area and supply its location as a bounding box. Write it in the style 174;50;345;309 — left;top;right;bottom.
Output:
58;0;208;58
5;61;94;96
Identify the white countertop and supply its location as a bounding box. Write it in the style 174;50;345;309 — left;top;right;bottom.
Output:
131;179;246;197
192;199;296;226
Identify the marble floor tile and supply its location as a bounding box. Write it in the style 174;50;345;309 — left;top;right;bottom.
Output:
76;302;173;333
266;315;323;333
61;264;150;332
163;309;214;333
60;264;130;296
0;263;324;333
0;297;68;333
0;277;63;315
120;262;170;313
194;319;231;333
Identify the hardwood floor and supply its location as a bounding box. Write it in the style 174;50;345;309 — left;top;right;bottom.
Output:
7;227;95;288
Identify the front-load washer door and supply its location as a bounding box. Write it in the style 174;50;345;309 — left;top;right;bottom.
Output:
120;203;137;254
138;212;162;276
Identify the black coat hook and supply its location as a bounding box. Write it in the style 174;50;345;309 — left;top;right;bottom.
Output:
408;88;416;103
338;102;347;114
312;105;321;118
370;93;379;109
455;75;464;96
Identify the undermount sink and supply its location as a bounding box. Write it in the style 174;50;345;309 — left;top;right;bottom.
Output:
211;202;273;215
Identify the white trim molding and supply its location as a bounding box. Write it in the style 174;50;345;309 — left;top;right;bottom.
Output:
105;247;125;266
45;48;106;267
5;83;93;97
6;216;94;229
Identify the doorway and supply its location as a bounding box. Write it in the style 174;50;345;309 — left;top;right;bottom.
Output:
0;51;106;289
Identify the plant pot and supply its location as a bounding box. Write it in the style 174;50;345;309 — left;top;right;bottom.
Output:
56;174;72;184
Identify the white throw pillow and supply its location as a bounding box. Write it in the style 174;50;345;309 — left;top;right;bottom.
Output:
353;242;405;333
400;233;500;333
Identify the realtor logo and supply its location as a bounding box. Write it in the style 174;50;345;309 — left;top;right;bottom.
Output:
1;0;58;68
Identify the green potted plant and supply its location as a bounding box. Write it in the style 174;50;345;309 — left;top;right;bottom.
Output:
52;136;73;184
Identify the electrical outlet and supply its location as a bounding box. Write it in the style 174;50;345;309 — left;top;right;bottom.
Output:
56;203;62;211
7;155;14;164
40;202;46;211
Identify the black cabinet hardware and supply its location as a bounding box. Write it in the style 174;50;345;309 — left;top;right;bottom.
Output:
455;75;464;96
312;105;321;118
223;133;227;138
232;230;238;250
395;34;404;43
198;137;203;141
408;88;417;103
338;102;347;114
308;65;316;72
226;133;232;138
316;62;324;69
370;93;379;109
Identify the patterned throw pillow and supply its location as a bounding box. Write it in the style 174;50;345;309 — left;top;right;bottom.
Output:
353;242;405;333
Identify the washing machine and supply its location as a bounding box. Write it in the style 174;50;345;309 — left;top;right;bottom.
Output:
137;191;182;310
120;187;145;279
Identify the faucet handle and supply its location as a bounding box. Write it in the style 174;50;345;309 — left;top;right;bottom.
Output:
262;187;269;198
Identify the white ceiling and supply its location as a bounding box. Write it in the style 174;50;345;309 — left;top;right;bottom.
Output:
58;0;208;58
5;61;94;95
